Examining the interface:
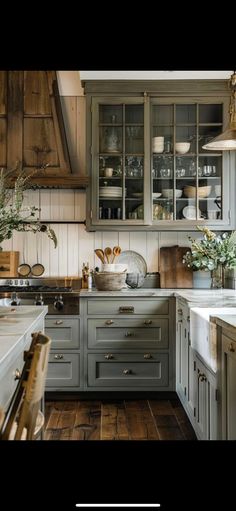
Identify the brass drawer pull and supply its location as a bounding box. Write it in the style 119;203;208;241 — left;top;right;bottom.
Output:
125;331;134;337
123;369;132;375
54;320;63;325
105;320;114;325
144;320;152;325
119;306;134;314
177;309;183;315
144;353;152;359
228;343;235;353
104;354;114;360
14;368;21;380
54;354;64;360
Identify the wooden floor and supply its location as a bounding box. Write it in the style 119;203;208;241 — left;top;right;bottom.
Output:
44;396;196;440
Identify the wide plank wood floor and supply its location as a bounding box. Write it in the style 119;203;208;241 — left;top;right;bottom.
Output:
44;396;196;440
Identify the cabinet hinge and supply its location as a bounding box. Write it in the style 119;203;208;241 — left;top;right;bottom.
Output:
194;407;196;417
90;210;92;220
194;360;196;371
184;386;187;396
215;389;218;401
228;210;231;220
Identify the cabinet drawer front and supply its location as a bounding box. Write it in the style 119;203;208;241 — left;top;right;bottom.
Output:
0;353;24;409
46;353;80;387
87;318;168;349
87;299;169;315
45;318;80;349
87;353;168;387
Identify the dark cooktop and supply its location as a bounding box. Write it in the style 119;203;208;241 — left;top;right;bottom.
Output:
0;286;73;293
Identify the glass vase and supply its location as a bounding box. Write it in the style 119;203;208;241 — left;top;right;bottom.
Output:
211;265;224;289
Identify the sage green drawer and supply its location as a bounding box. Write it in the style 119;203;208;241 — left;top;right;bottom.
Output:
87;353;168;387
0;352;24;409
46;353;80;388
87;299;169;315
45;317;80;349
87;318;169;349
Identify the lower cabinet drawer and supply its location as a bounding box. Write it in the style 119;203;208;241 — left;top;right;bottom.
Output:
0;353;24;409
87;353;168;388
87;299;169;315
45;317;80;349
46;353;80;387
87;318;168;349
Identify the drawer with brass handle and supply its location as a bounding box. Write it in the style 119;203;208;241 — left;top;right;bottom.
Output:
87;353;169;388
87;298;169;315
87;318;169;349
46;353;80;388
45;316;80;349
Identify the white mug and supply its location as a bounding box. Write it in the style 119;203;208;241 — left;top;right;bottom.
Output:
104;167;113;177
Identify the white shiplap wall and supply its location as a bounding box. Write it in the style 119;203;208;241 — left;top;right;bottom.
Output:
1;190;201;277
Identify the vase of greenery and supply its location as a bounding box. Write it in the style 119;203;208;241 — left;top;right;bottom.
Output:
0;165;57;249
183;226;236;289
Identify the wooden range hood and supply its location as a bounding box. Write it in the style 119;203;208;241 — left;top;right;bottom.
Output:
0;71;88;188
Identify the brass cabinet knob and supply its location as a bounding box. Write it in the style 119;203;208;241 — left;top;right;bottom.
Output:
198;372;206;382
55;320;63;325
144;320;152;325
177;309;183;315
105;320;114;325
14;368;21;380
125;331;134;337
228;343;235;353
123;369;132;375
104;354;114;360
144;353;152;359
54;354;64;360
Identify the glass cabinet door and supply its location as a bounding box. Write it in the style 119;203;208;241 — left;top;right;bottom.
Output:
151;100;223;223
92;98;148;224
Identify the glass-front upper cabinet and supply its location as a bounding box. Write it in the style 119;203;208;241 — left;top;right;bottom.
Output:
91;97;149;225
151;99;226;224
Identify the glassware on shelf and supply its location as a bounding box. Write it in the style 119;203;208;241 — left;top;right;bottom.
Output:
100;115;121;153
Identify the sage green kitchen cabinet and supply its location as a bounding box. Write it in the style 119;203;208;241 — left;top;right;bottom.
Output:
81;296;175;391
220;332;236;440
45;315;82;391
194;354;218;440
83;80;234;230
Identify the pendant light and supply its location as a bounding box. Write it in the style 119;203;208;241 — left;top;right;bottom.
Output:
202;70;236;150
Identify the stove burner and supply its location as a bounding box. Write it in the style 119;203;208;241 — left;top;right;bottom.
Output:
0;285;72;292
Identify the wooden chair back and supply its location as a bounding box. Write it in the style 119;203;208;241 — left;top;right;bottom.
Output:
0;331;51;440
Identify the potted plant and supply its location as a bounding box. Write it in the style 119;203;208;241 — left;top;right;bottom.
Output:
183;226;236;288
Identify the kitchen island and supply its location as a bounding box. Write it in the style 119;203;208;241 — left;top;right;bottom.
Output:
0;305;48;409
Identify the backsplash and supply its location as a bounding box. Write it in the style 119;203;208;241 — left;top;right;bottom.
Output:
0;190;203;277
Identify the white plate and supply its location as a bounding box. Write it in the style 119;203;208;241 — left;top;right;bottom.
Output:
152;192;162;199
116;250;147;275
182;205;202;219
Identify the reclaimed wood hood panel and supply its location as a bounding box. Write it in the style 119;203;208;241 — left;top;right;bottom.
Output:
0;71;88;189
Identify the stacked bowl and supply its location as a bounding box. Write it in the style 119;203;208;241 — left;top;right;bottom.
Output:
152;136;164;153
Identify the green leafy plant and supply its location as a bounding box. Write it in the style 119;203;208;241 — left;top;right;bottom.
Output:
0;165;57;248
183;226;236;271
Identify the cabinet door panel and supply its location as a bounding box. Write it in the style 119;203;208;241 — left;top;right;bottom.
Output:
222;334;236;440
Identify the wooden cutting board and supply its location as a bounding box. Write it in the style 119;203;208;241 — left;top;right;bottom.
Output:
160;245;193;288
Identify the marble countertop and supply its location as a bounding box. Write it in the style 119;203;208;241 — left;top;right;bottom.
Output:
80;288;236;304
0;305;48;368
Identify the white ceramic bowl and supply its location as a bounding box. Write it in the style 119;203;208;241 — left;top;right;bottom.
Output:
102;263;127;272
162;189;182;199
215;185;221;196
175;142;190;154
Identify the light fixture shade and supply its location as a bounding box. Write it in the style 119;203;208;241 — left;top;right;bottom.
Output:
202;126;236;150
202;71;236;151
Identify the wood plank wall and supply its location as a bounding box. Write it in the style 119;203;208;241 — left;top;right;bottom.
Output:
1;188;201;276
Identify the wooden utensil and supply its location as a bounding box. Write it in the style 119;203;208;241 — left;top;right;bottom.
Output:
104;247;113;263
112;245;121;263
94;249;105;264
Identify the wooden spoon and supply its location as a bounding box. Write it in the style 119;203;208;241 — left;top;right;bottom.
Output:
94;249;105;264
104;247;113;263
112;245;121;262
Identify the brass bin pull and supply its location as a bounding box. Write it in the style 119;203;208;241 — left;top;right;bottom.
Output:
105;320;114;325
125;331;134;337
104;354;114;360
54;354;64;360
55;320;63;325
119;306;134;314
144;353;152;359
144;320;152;325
